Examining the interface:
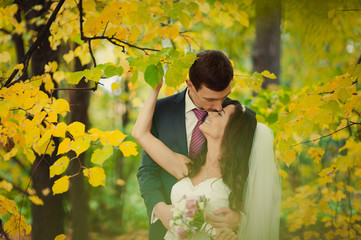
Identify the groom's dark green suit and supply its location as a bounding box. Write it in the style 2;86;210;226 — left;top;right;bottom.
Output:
137;89;188;240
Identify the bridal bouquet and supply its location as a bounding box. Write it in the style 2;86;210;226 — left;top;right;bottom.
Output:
169;195;208;239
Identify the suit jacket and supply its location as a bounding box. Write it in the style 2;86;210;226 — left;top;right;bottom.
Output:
137;89;188;240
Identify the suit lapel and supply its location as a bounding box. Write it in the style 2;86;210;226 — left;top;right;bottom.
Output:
172;89;188;156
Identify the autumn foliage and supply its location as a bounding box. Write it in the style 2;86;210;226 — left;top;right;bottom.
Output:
1;0;361;239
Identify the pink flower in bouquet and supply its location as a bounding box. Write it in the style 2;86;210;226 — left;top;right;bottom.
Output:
186;199;198;209
177;226;187;239
186;207;198;218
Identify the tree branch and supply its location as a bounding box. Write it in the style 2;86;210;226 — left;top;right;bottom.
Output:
78;0;159;56
292;122;361;146
5;0;66;87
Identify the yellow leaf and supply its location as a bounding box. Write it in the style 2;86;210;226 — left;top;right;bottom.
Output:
0;51;11;63
42;188;50;196
337;88;352;102
4;215;31;237
236;10;249;27
83;167;106;187
33;111;47;125
63;50;74;64
37;129;52;147
0;195;18;214
0;101;10;118
52;122;67;138
67;121;85;139
128;26;140;43
308;147;325;164
88;128;103;141
3;147;18;161
278;169;288;179
0;180;13;192
90;145;113;166
52;176;70;195
46;112;58;123
24;148;36;164
50;156;70;178
119;141;138;157
111;82;120;91
53;71;66;83
57;138;72;155
261;70;277;79
328;8;336;18
54;234;67;240
44;61;58;73
116;179;126;186
100;130;127;146
142;30;156;43
29;195;44;205
71;135;91;156
50;98;70;114
283;149;296;167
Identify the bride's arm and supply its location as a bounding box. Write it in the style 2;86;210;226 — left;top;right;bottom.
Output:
132;81;190;179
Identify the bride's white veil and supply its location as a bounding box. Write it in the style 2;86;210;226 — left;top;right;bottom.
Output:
238;123;281;240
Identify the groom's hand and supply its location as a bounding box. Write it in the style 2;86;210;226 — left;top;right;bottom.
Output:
206;207;241;231
154;202;174;230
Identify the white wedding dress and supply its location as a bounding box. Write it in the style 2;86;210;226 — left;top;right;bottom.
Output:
164;177;231;239
164;123;281;240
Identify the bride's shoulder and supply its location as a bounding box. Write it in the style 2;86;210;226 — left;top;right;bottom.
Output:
256;122;273;134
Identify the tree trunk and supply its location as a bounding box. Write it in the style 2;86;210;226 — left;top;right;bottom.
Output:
252;0;282;89
67;57;90;240
21;1;65;239
31;154;65;240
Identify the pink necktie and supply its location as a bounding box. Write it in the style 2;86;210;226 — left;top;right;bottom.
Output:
189;109;208;158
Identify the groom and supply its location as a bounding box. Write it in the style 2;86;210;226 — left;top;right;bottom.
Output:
137;50;240;239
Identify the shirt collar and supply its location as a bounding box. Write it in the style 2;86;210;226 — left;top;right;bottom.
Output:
185;89;197;113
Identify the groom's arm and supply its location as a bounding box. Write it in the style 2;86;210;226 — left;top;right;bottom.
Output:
137;150;165;217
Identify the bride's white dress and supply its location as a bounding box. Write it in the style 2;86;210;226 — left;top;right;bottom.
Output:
164;123;281;240
164;177;231;239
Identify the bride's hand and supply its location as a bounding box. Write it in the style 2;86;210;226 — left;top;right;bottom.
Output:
215;228;237;240
167;154;190;179
154;79;163;92
154;202;174;230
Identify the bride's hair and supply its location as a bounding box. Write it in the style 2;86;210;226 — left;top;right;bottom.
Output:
220;100;256;211
187;100;257;212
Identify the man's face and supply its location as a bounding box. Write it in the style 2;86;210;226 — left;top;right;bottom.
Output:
187;80;232;112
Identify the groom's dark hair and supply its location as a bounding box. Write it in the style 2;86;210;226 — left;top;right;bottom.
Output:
189;50;233;91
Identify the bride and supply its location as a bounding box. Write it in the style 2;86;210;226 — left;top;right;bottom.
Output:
132;81;281;240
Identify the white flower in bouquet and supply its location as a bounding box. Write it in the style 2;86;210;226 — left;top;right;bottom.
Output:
170;195;208;239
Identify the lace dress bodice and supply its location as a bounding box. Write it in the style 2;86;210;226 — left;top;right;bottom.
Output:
164;177;231;240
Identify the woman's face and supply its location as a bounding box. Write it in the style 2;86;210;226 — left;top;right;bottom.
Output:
200;104;235;140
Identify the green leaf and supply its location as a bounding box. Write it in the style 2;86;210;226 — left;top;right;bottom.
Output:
267;112;278;125
91;67;103;82
116;66;123;76
179;52;197;67
68;71;83;84
178;10;191;28
0;0;14;7
165;65;183;88
91;145;113;166
187;2;199;14
144;62;164;88
104;65;117;78
131;69;138;84
280;93;290;105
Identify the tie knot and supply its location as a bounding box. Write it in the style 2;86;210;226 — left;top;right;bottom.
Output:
193;109;207;121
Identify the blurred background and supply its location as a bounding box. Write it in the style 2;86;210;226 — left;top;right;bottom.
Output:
0;0;361;239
